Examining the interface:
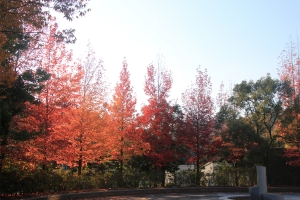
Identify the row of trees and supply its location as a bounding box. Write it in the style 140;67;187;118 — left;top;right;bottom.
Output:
1;0;300;195
1;17;219;188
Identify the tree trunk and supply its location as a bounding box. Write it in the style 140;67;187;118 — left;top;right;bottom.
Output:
196;139;200;185
161;167;166;187
119;159;123;188
0;132;8;171
235;169;239;186
78;154;82;175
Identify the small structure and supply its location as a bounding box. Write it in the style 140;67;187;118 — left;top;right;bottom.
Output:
249;166;284;200
202;162;218;174
201;162;218;186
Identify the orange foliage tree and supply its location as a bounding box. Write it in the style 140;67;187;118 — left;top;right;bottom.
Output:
107;59;147;186
1;1;90;166
64;43;109;175
12;20;83;167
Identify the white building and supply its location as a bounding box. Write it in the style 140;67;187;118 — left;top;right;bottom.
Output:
201;162;218;186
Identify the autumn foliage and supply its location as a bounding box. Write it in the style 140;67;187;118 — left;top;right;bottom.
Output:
107;59;147;180
278;40;300;167
2;2;300;193
10;21;83;167
181;67;216;184
141;63;176;165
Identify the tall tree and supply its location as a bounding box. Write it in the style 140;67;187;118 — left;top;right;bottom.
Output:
0;0;90;169
141;57;180;186
277;39;300;166
63;43;108;175
11;21;83;167
228;75;288;170
181;67;215;185
108;59;147;187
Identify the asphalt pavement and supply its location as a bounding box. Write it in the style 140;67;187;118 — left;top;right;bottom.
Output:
75;193;300;200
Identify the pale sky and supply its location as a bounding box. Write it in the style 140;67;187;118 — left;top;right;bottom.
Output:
56;0;300;111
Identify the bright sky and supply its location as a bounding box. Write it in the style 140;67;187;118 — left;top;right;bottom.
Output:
56;0;300;110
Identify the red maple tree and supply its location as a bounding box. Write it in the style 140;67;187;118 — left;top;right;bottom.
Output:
181;67;215;185
140;58;181;186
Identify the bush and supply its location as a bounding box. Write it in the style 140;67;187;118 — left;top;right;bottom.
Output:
1;160;202;197
212;160;256;186
175;169;197;187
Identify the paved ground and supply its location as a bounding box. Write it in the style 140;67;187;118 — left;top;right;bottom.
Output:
282;194;300;200
78;193;300;200
219;193;300;200
79;193;221;199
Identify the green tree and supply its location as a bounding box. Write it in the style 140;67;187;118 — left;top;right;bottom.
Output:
219;117;262;186
228;74;288;170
